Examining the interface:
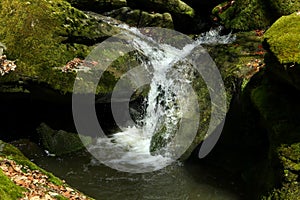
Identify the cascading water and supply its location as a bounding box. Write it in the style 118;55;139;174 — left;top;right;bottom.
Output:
88;23;235;173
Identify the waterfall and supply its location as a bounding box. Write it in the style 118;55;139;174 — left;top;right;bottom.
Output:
87;23;235;173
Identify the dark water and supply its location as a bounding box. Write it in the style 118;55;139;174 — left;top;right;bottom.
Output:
30;151;244;200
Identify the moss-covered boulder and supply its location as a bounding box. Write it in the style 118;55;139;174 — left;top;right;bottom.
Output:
262;13;300;91
213;0;300;30
264;13;300;65
0;0;120;94
234;15;300;197
263;143;300;200
104;7;174;29
36;123;92;156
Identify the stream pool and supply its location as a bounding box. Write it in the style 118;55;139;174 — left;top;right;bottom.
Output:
29;151;244;200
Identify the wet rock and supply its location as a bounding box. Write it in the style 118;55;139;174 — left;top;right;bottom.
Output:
36;123;92;156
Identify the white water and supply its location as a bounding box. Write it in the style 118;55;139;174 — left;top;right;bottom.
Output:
88;23;235;173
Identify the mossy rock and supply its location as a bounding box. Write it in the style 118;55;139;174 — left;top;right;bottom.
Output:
0;169;25;200
104;7;174;29
251;80;300;146
127;0;196;32
36;123;92;156
263;143;300;200
264;13;300;64
128;0;195;17
248;73;300;198
0;0;120;94
213;0;299;31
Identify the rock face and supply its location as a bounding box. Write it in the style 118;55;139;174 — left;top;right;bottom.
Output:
213;0;300;30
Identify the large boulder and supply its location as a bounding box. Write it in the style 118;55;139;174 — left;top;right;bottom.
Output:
0;0;120;94
263;13;300;90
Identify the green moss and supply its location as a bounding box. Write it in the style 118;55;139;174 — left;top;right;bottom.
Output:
263;143;300;200
264;13;300;64
251;81;300;145
214;0;271;30
268;0;300;16
150;126;167;154
55;195;70;200
213;0;299;31
0;0;119;95
0;168;25;200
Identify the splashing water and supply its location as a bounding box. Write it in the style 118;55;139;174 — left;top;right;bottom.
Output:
88;23;235;173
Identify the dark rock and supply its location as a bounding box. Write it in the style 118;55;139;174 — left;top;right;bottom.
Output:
36;123;92;156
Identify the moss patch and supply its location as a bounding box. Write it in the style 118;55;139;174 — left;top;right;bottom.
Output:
0;168;25;200
263;143;300;200
0;0;120;94
264;13;300;64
